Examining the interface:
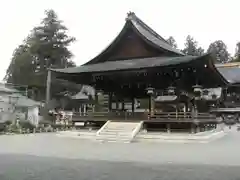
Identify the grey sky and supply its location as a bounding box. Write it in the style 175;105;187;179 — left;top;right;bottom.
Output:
0;0;239;80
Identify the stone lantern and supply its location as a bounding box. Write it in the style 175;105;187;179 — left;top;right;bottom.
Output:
167;86;176;95
146;87;154;96
192;84;202;100
146;87;155;117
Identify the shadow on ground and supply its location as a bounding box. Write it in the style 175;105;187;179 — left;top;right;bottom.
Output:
0;154;239;180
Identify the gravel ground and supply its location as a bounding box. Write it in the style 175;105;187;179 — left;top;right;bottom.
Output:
0;129;240;179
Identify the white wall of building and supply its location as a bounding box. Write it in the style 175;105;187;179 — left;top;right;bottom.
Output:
27;106;39;126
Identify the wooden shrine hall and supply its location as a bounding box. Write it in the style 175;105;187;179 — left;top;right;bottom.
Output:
49;12;229;132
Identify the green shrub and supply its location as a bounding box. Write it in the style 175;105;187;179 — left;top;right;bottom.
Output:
8;124;20;133
38;120;52;127
5;121;12;126
19;121;36;130
0;123;6;132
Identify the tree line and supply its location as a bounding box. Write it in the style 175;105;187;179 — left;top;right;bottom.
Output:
4;9;240;102
167;36;240;63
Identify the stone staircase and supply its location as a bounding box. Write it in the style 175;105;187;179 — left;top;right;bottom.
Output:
96;121;143;143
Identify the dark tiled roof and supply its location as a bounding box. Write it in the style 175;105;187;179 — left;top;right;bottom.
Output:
52;55;201;74
217;67;240;84
128;12;184;55
84;12;184;65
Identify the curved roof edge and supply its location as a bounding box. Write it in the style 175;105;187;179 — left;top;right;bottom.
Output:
207;54;229;86
127;12;184;56
51;54;213;74
84;12;184;65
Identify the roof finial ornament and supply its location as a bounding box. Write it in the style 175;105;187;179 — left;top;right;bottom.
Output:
125;11;135;21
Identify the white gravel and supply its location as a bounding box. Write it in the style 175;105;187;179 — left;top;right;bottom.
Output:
0;129;240;166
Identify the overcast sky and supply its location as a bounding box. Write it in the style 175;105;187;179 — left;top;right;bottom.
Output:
0;0;239;80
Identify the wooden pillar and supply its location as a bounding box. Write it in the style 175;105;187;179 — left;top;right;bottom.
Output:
108;92;112;112
79;105;82;116
131;97;135;113
116;97;119;110
94;90;99;112
46;70;51;106
83;104;86;115
122;100;125;111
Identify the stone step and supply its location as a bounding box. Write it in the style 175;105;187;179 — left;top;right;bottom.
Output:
103;128;135;132
96;121;142;143
99;131;132;136
96;136;131;143
107;122;139;126
106;127;137;130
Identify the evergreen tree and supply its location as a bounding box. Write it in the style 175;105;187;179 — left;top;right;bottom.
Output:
232;42;240;62
182;35;204;56
166;36;177;49
207;40;230;63
5;9;78;101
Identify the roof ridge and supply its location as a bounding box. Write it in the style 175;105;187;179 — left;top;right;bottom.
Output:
126;12;169;44
125;12;184;55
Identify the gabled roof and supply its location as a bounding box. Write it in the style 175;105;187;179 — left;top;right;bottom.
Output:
85;12;184;65
127;12;184;56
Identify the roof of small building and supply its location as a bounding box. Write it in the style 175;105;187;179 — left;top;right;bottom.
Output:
217;66;240;84
0;84;19;94
14;94;41;108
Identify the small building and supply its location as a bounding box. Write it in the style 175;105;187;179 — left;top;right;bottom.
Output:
15;94;41;126
0;83;41;126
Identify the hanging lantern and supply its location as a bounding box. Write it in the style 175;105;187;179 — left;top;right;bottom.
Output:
146;87;154;95
193;85;202;93
96;90;103;96
167;86;175;95
192;84;202;99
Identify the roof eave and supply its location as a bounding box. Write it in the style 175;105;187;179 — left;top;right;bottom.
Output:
207;54;229;86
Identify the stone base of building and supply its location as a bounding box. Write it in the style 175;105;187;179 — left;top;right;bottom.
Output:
56;123;228;143
134;129;226;143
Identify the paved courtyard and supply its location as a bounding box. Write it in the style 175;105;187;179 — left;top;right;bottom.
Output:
0;128;240;179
